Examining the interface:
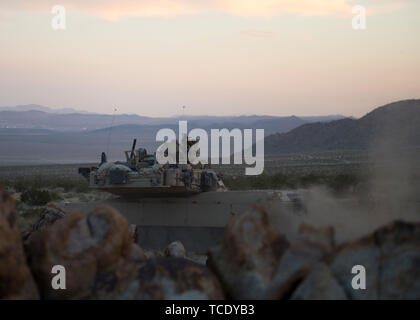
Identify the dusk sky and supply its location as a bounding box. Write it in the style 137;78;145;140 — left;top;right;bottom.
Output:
0;0;419;117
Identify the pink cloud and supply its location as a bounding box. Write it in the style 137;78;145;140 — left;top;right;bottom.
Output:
0;0;412;20
215;0;351;17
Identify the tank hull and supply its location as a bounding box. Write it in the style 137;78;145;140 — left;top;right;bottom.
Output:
90;185;201;198
63;190;303;253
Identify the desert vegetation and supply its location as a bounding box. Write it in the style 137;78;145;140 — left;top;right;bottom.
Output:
0;175;88;194
223;172;363;195
0;175;94;233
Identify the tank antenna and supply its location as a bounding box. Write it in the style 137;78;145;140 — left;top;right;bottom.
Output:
106;107;117;157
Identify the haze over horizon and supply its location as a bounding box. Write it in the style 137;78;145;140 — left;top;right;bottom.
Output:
1;0;419;117
0;103;352;118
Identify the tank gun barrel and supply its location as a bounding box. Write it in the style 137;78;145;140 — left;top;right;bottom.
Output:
130;139;137;160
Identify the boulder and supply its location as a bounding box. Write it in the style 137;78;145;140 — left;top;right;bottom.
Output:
266;223;336;299
26;205;145;299
0;188;39;299
330;220;420;300
207;206;290;299
165;241;186;258
291;262;347;300
90;257;225;300
208;207;336;300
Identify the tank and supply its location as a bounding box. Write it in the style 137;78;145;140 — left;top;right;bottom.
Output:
78;138;226;198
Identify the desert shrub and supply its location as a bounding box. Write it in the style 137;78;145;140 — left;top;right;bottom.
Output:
50;177;89;193
326;174;360;194
0;176;88;193
20;188;61;206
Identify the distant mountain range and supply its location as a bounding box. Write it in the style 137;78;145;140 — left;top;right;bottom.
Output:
0;104;92;115
0;104;348;165
1;100;418;165
264;99;420;154
0;104;346;133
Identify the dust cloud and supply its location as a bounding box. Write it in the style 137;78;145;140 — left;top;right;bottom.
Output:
269;126;420;245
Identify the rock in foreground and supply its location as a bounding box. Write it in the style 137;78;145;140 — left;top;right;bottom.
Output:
26;205;144;299
0;188;39;299
208;206;290;299
1;186;420;300
329;220;420;300
165;241;186;258
91;257;225;300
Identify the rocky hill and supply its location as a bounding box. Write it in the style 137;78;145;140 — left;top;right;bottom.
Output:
265;99;420;154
